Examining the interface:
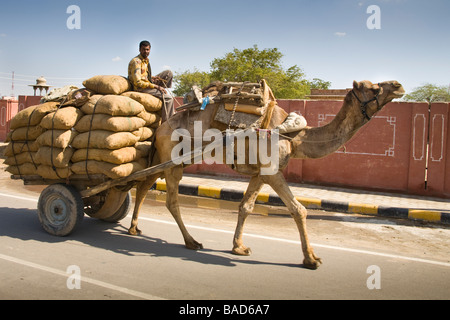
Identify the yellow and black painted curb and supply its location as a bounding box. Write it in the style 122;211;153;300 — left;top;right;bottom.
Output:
152;181;450;225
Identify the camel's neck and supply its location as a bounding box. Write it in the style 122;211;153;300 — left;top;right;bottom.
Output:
291;94;366;159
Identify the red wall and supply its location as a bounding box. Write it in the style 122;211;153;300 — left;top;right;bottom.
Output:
185;100;450;199
4;95;449;198
0;99;18;142
0;96;42;142
18;95;41;112
426;103;450;197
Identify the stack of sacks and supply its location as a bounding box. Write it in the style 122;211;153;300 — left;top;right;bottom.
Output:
35;106;83;179
5;75;163;180
4;102;61;177
71;95;153;179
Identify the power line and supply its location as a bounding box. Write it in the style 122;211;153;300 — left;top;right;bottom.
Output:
0;76;37;82
0;71;86;81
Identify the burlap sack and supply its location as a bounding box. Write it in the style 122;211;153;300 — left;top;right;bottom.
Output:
40;107;84;130
9;102;60;130
135;141;153;157
81;95;144;116
7;126;46;142
80;94;103;113
137;110;160;126
72;130;139;150
4;151;38;166
82;75;131;95
37;129;78;149
71;159;146;179
132;127;154;142
5;163;38;176
71;146;144;165
4;140;40;157
35;146;74;167
37;165;71;179
75;114;145;132
121;91;162;112
63;88;93;107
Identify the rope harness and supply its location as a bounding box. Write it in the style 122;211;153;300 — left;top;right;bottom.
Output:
351;84;382;121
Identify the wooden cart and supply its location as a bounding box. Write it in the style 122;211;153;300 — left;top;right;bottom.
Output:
10;81;267;237
11;157;185;237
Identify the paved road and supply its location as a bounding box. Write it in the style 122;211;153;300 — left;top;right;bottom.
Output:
0;185;449;301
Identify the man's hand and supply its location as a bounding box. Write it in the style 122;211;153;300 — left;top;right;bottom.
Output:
157;85;167;94
152;76;167;94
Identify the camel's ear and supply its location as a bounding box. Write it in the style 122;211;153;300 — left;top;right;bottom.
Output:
353;80;360;90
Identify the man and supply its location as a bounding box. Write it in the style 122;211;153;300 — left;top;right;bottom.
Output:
128;40;174;122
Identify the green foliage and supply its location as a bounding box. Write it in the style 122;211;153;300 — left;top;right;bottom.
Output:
172;68;211;97
173;45;330;99
308;78;332;90
403;83;450;103
210;45;285;83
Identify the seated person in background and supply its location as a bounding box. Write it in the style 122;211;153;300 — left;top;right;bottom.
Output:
128;40;174;122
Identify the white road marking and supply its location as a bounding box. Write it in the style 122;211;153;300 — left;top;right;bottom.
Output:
0;253;165;300
0;192;38;203
139;216;450;268
1;192;448;269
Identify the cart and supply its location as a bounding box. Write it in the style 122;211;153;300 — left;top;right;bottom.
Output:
11;156;186;237
10;81;267;237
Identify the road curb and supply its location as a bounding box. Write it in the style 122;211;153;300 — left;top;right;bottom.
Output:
152;181;450;225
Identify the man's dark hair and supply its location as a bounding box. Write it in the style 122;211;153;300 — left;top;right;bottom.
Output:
139;40;151;49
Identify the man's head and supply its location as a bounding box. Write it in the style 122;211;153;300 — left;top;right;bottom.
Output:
139;40;151;59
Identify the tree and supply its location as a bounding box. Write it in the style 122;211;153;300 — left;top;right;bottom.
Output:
210;46;285;82
403;83;450;103
173;45;330;99
172;68;211;97
308;78;332;90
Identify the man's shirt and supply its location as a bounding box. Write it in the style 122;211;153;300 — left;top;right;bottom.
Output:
128;54;155;90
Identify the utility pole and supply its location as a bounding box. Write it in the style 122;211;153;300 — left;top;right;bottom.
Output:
11;71;15;97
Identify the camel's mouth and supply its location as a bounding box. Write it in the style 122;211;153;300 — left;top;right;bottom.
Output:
379;81;405;100
392;84;406;99
392;88;405;98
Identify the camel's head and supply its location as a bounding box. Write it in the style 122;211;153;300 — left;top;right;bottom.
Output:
352;80;405;120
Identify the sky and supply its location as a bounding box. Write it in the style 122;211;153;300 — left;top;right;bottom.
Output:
0;0;449;97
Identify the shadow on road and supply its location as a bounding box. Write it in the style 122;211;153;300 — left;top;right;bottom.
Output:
0;207;306;269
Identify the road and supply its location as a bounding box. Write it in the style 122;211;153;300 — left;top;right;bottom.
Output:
0;177;449;301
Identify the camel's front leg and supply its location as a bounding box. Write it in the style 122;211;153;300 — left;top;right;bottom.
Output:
262;172;322;269
232;175;264;256
165;166;203;250
128;174;159;235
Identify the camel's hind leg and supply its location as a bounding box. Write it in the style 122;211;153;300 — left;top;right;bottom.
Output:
262;172;322;269
128;174;159;235
232;175;264;256
165;165;203;250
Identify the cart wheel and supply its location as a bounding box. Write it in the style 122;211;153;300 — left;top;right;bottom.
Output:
37;184;84;236
83;188;131;223
101;191;132;223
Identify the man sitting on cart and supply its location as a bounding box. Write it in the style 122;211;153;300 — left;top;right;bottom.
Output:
128;40;174;123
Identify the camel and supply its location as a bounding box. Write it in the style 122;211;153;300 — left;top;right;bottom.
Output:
127;80;405;269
